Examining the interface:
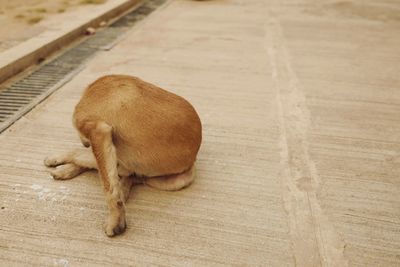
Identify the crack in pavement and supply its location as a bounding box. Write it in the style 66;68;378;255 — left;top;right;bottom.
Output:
265;11;348;267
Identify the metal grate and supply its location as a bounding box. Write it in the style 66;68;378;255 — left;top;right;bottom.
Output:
0;0;167;133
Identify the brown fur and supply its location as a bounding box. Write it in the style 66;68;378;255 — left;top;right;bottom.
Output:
44;75;202;236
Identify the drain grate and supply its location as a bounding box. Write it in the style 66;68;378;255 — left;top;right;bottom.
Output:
0;0;167;133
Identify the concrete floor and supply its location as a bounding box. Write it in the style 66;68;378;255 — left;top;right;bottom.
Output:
1;0;400;266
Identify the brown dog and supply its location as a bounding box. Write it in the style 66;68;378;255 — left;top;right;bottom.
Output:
44;75;202;236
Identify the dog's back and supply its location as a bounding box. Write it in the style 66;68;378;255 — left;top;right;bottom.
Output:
73;75;202;177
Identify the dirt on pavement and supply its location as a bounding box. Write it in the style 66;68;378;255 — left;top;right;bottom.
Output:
0;0;107;52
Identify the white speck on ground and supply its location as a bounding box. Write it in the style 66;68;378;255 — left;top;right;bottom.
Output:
53;258;69;267
30;184;43;190
30;184;70;201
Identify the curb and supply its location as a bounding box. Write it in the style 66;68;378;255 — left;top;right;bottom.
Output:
0;0;141;84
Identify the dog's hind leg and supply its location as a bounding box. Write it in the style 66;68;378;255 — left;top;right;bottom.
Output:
120;175;134;202
145;165;195;191
84;121;127;237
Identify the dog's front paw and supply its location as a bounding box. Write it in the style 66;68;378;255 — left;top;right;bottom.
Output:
104;214;126;237
50;163;83;180
44;156;64;167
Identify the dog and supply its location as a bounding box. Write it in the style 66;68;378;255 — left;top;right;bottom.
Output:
44;75;202;236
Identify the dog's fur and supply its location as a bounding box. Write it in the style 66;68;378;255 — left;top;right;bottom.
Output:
44;75;202;236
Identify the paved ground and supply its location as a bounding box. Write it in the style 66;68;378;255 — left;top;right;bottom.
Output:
1;0;400;266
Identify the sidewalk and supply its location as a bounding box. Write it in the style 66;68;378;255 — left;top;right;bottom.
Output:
1;0;400;266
